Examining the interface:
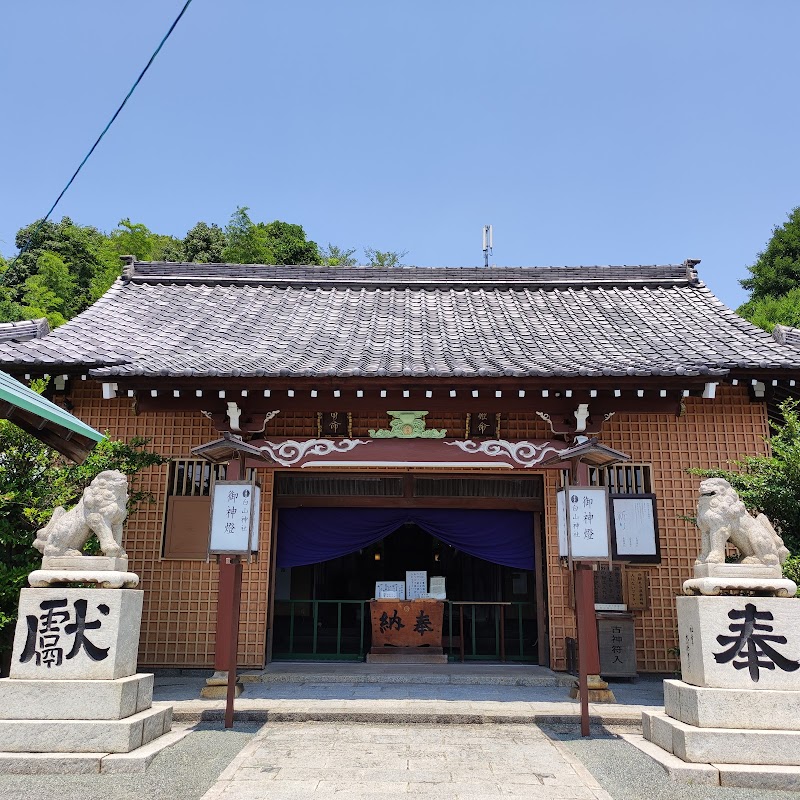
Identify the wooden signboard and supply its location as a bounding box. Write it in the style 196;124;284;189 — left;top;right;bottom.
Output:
370;599;444;648
596;613;637;678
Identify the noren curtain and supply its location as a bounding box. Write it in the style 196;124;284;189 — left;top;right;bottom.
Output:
276;507;535;570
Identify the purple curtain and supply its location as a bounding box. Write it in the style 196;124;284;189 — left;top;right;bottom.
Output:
277;507;535;570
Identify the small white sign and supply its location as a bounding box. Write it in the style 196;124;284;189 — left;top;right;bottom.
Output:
565;486;610;560
406;571;428;600
429;576;446;599
375;581;405;600
209;481;260;555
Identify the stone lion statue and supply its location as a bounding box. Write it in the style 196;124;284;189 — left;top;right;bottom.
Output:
33;470;129;559
695;477;789;567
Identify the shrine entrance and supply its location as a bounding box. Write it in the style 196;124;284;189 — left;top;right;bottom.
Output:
267;472;547;664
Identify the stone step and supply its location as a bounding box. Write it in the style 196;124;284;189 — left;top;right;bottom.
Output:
242;667;574;687
365;653;448;664
0;704;172;754
0;674;154;721
0;727;191;775
643;710;800;766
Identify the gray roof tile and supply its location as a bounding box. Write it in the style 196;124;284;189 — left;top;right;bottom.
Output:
0;263;798;380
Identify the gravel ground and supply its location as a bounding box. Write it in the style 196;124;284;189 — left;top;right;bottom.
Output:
553;731;800;800
0;723;261;800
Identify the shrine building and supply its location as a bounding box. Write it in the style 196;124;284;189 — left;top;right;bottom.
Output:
1;258;798;675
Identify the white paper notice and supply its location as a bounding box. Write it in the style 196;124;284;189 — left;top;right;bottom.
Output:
406;571;428;600
613;497;657;556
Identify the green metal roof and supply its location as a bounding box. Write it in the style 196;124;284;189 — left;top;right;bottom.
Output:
0;370;103;462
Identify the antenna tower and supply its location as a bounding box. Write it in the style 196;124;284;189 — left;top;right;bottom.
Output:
482;225;493;268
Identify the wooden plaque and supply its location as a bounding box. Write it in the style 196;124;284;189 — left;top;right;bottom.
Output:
624;569;650;611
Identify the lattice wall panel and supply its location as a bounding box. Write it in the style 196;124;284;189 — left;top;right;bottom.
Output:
70;383;271;667
70;382;770;672
543;385;771;672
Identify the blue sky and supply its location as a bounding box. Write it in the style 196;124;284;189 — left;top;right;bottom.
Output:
1;1;799;309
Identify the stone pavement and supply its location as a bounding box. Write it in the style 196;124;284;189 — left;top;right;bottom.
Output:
200;721;614;800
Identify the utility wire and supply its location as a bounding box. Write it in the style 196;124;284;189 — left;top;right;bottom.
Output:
4;0;195;278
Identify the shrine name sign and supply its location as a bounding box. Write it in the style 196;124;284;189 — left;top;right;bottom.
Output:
557;487;611;561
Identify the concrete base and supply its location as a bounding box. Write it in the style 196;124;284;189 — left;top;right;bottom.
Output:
40;556;130;572
28;570;140;589
664;678;800;730
366;647;448;664
643;709;800;766
0;726;190;774
682;577;797;596
626;732;800;790
200;683;243;699
0;704;172;754
569;674;617;703
693;562;782;580
0;674;153;720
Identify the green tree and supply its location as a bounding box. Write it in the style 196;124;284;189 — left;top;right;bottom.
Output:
8;217;116;306
0;418;167;657
108;219;181;263
737;287;800;333
222;207;273;264
182;222;227;263
740;207;800;302
690;398;800;555
322;244;358;266
261;220;322;265
21;252;78;327
364;247;408;268
222;208;323;265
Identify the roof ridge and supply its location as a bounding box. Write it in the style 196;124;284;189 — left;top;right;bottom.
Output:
122;261;696;290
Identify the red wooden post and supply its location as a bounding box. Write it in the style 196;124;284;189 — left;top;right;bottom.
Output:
574;563;600;736
215;456;245;729
572;460;601;737
224;555;243;728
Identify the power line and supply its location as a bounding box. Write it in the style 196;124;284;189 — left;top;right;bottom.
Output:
4;0;195;278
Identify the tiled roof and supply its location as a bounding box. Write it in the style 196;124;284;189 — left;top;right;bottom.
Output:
773;325;800;350
0;318;50;343
0;262;798;380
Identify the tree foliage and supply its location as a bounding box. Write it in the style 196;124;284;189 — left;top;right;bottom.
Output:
321;244;358;267
740;207;800;302
364;247;408;268
737;287;800;334
0;211;403;327
222;207;322;265
0;414;167;650
182;222;227;263
689;398;800;555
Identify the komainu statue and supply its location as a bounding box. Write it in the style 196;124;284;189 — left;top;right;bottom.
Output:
33;470;129;559
695;477;789;568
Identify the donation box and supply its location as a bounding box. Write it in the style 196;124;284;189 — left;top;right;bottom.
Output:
370;599;444;648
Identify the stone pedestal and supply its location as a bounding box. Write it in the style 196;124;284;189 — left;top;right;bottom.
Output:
569;674;617;703
200;670;243;699
0;586;175;771
642;595;800;778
